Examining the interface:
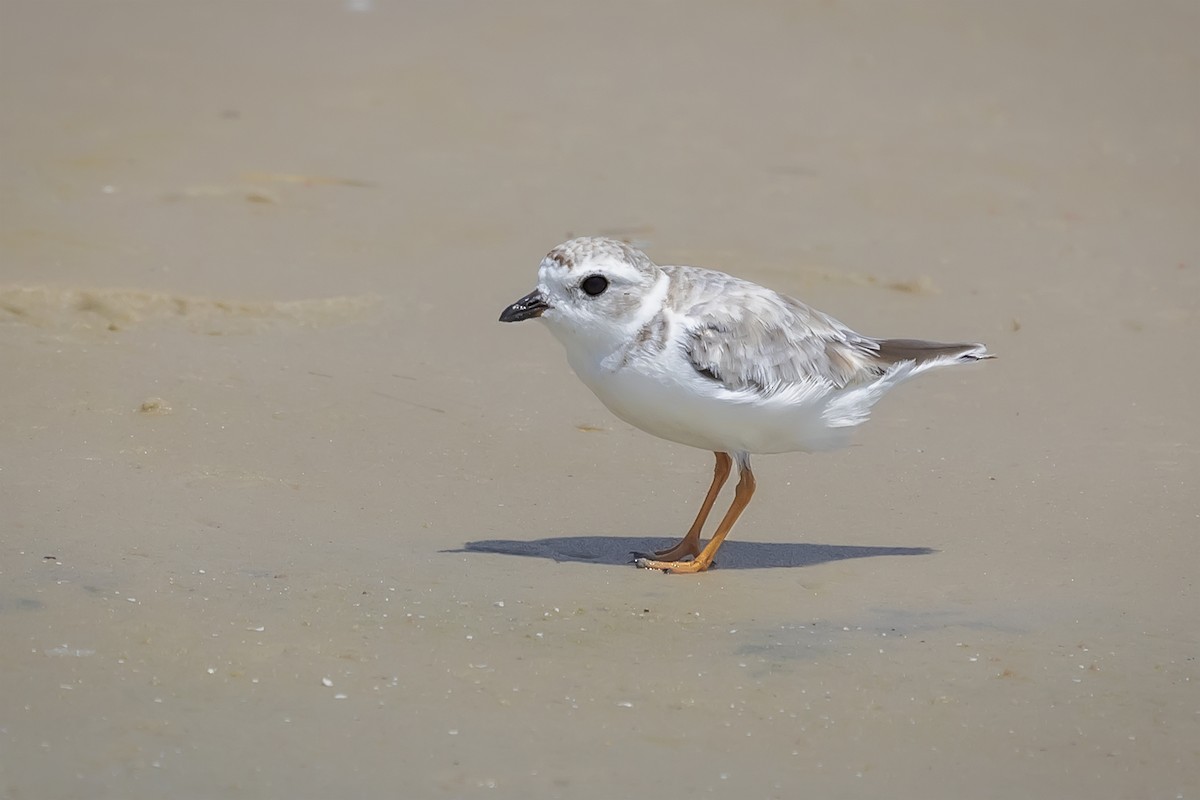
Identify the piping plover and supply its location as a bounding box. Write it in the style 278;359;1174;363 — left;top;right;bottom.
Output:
500;237;992;574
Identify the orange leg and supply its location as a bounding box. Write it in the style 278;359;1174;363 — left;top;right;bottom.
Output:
637;452;732;562
635;461;755;574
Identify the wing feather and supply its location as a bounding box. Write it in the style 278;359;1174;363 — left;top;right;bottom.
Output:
665;266;882;394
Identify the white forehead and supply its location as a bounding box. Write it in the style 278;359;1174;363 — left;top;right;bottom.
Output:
537;236;654;284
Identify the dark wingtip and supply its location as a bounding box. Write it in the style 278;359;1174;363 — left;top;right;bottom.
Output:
962;344;995;361
875;338;993;366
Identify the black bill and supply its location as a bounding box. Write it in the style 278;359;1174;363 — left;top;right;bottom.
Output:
499;289;549;322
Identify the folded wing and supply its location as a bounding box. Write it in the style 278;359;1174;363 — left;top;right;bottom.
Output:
674;268;989;395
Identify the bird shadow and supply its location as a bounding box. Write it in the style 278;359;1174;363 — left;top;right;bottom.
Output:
446;536;935;570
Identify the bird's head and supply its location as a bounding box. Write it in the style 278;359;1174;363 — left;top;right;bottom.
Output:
500;237;665;350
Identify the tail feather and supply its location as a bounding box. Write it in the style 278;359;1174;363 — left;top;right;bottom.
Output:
822;340;991;432
874;338;993;368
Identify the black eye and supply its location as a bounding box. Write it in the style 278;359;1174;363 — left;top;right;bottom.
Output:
580;275;608;296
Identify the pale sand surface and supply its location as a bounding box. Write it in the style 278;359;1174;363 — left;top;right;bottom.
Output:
2;2;1197;798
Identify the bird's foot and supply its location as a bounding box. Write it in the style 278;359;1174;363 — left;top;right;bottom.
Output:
630;538;701;564
633;556;715;574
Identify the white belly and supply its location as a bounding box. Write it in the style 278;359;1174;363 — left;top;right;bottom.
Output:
566;345;856;455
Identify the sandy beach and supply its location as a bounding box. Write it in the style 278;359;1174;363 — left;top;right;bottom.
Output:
2;2;1197;797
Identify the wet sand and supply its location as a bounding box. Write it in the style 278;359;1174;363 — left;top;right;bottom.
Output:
2;2;1197;797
